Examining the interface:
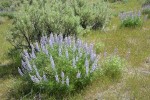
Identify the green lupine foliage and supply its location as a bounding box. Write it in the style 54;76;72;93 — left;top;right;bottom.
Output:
16;35;100;98
8;0;111;50
102;56;125;79
121;16;142;27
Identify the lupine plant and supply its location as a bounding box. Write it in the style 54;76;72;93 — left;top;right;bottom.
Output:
18;34;100;97
119;11;142;27
102;55;125;79
142;5;150;19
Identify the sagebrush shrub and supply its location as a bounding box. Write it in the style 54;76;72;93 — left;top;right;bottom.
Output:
18;34;99;97
71;0;111;29
119;11;142;27
8;0;111;50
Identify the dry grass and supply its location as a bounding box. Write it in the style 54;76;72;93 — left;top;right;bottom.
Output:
0;18;12;64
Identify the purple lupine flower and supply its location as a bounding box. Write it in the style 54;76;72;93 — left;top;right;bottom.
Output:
66;76;69;86
138;10;141;17
43;72;48;81
61;71;64;78
65;37;68;46
41;36;46;45
18;67;24;76
84;43;90;55
85;58;89;68
31;50;36;59
36;70;42;80
54;34;58;43
84;43;88;51
23;50;30;58
55;74;59;83
49;39;53;49
91;55;99;73
90;52;96;62
44;46;49;56
76;56;79;62
77;39;82;48
61;71;65;84
41;43;45;52
89;44;94;53
90;63;97;73
44;35;47;44
30;75;40;83
50;55;55;70
32;64;41;80
58;34;63;46
79;51;82;58
76;71;81;78
21;60;26;69
50;33;54;43
35;42;40;52
65;48;69;59
85;58;89;75
25;56;32;71
58;34;63;44
72;57;76;68
68;36;71;46
76;39;79;46
30;44;36;58
76;39;80;47
73;43;76;52
44;35;48;42
86;47;91;55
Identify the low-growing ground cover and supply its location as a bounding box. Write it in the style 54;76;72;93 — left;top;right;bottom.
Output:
0;0;150;99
